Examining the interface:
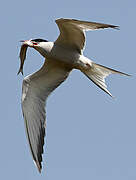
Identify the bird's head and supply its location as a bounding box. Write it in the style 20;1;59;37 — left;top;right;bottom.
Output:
18;38;48;75
20;38;48;47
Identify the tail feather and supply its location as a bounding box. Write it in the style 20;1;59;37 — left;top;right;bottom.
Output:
82;63;130;97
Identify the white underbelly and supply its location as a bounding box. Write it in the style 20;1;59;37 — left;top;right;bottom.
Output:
49;45;79;63
35;42;92;69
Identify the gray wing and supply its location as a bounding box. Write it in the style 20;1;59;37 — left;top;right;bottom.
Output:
22;59;72;172
55;18;119;53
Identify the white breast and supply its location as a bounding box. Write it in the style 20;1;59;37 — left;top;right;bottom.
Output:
36;41;80;66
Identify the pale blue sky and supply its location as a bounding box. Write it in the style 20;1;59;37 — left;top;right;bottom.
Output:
0;0;135;179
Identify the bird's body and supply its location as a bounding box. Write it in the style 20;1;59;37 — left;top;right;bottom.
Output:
30;41;91;70
18;18;129;172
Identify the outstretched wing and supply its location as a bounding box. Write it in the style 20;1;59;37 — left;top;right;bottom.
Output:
55;18;119;53
22;59;72;172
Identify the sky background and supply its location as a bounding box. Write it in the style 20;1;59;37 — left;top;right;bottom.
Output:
0;0;135;179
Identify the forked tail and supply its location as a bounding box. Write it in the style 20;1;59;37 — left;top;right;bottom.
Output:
82;63;130;97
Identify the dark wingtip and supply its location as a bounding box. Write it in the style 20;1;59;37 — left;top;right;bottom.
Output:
124;73;131;77
114;26;120;30
108;25;120;30
35;160;42;173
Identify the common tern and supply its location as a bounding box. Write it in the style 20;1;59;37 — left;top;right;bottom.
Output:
18;18;130;172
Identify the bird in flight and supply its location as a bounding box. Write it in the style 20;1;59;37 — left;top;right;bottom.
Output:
18;18;129;172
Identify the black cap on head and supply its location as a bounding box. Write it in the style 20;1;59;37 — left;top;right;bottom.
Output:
32;39;48;42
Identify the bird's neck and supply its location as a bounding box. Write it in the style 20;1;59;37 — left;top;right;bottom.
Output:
34;42;54;58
